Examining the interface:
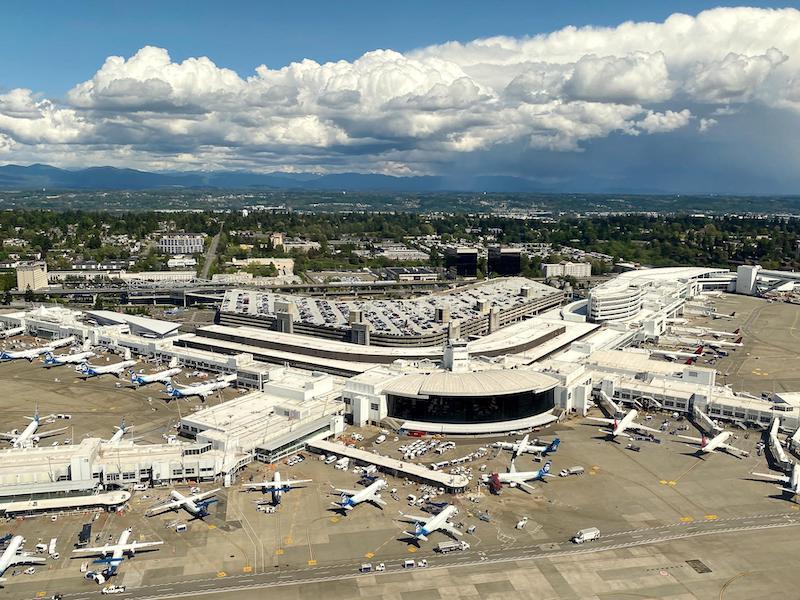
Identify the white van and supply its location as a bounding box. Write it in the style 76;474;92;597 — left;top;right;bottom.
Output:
324;455;338;465
375;435;387;444
335;457;350;470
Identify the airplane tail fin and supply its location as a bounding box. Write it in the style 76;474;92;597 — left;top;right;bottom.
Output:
694;346;703;354
735;336;743;344
547;438;560;453
734;328;740;334
685;358;694;365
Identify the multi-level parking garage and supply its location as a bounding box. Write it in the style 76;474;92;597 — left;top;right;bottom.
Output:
586;267;735;324
218;277;564;347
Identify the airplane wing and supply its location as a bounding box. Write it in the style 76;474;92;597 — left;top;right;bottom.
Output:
629;422;660;434
372;496;387;506
145;499;183;515
586;417;614;425
242;482;269;490
752;471;790;483
73;546;113;556
123;541;163;552
518;481;536;492
333;488;358;496
397;513;430;525
188;489;220;502
441;523;463;537
678;435;703;445
35;426;68;439
284;479;312;487
8;554;46;566
719;444;749;458
0;431;16;441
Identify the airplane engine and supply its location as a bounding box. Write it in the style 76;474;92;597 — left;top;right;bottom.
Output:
32;435;40;443
509;482;518;488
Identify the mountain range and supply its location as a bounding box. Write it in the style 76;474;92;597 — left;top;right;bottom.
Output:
0;163;559;193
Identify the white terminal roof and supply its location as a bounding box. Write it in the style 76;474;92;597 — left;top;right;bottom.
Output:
615;266;731;284
85;310;181;337
308;439;469;490
382;368;558;397
587;349;716;377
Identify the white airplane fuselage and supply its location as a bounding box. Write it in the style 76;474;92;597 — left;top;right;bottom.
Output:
79;360;137;377
0;535;24;576
15;420;38;448
340;478;387;509
132;368;182;386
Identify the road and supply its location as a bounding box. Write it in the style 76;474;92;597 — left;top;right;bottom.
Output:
200;228;222;280
48;511;800;599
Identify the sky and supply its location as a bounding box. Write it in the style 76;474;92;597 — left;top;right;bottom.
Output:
1;1;800;193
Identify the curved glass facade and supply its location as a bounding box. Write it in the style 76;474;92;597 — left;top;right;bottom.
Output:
387;389;555;424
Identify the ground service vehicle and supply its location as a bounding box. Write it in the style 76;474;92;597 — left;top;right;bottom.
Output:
572;527;601;544
435;540;470;553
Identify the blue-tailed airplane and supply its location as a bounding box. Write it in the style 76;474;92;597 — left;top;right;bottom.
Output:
0;336;74;362
164;375;234;400
145;488;220;519
492;433;560;458
76;359;137;379
43;350;95;367
72;528;162;584
482;459;555;492
398;503;461;542
331;478;387;512
241;471;312;505
130;367;182;387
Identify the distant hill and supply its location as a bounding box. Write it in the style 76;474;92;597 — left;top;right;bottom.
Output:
0;164;548;193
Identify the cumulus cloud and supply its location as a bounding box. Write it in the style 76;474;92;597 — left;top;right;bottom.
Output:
637;109;692;134
698;117;718;132
0;7;799;175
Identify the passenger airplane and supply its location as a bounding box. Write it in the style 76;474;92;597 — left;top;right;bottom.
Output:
42;350;95;367
76;359;138;379
145;488;221;519
492;433;560;458
164;376;233;400
106;418;132;445
679;430;750;458
398;503;461;542
241;471;312;505
670;326;740;339
331;478;388;511
0;406;67;448
588;409;660;439
130;367;182;387
706;337;743;349
482;459;555;492
752;464;800;498
712;310;736;320
0;326;24;339
0;535;46;583
0;336;75;362
72;528;162;584
649;346;704;362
